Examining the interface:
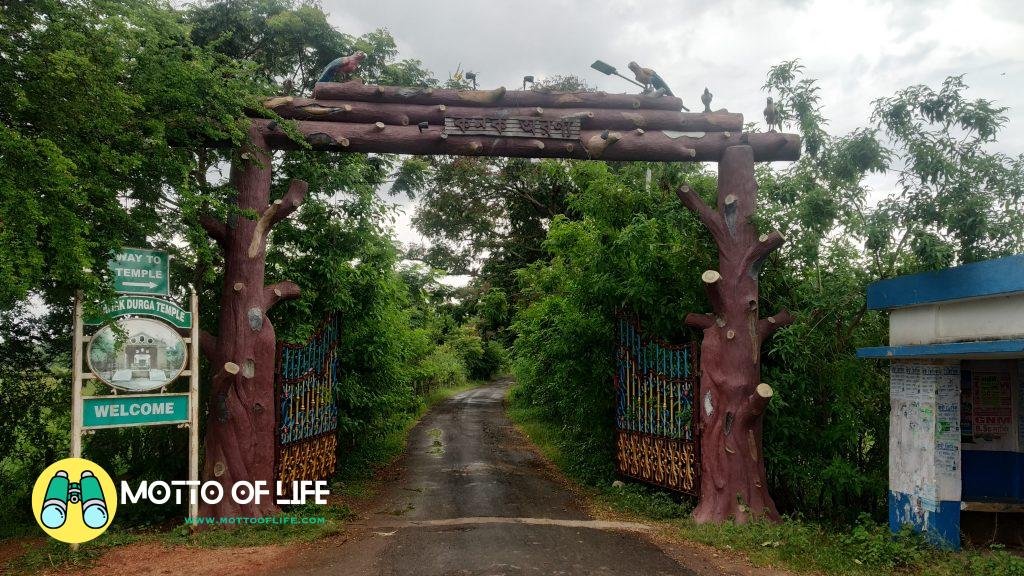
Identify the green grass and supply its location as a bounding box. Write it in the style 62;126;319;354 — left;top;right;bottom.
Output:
4;530;142;574
508;397;1024;576
507;404;566;468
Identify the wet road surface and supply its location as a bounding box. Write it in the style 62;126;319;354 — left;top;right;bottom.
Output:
283;379;695;576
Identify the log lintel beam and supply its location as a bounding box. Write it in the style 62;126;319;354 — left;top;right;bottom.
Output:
311;80;687;111
263;97;744;133
252;119;801;163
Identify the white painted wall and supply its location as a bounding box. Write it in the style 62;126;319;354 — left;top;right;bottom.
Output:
889;293;1024;346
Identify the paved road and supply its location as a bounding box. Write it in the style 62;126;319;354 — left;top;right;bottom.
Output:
283;379;695;576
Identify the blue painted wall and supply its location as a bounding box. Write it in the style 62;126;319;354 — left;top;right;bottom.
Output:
962;451;1024;502
867;254;1024;310
889;491;961;550
858;339;1024;359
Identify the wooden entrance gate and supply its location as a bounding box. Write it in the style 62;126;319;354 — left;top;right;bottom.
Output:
614;314;699;495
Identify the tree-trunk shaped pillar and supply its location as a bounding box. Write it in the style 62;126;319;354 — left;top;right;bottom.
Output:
677;144;793;524
198;125;307;518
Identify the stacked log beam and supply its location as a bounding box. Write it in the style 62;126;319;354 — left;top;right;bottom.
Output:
310;81;685;110
264;97;743;132
253;81;802;163
254;119;800;162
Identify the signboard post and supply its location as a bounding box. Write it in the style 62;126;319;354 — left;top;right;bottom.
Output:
72;248;200;528
108;248;170;296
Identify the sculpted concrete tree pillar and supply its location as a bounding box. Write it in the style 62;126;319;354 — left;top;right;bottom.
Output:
197;125;306;517
677;144;793;523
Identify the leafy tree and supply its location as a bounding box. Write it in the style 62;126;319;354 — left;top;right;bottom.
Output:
0;0;257;310
869;75;1024;269
394;75;594;300
0;0;458;531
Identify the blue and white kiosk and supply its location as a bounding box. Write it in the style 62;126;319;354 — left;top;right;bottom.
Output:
858;254;1024;549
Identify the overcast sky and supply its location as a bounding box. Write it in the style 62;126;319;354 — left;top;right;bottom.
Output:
319;0;1024;258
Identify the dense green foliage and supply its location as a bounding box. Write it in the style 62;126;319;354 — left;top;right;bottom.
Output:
507;61;1024;525
0;0;504;537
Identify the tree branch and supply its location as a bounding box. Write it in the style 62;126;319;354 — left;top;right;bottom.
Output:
199;214;227;247
247;180;308;258
700;270;727;316
263;281;301;310
757;309;794;343
677;185;726;241
744;230;785;273
269;179;308;228
746;383;774;419
199;329;218;360
685;312;715;330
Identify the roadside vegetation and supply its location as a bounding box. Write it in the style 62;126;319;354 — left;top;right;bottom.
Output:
512;406;1024;576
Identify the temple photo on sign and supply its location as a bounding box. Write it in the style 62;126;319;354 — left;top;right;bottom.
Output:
87;318;187;392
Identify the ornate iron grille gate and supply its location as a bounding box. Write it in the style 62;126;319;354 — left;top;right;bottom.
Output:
274;314;341;485
614;314;700;495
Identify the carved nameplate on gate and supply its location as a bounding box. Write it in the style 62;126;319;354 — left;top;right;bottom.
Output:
444;116;581;139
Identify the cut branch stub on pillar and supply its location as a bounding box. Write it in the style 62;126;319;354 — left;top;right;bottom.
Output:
677;145;795;525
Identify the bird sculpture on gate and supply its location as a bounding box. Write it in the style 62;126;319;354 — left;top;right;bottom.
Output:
763;97;781;132
701;87;713;113
318;51;366;83
627;61;689;110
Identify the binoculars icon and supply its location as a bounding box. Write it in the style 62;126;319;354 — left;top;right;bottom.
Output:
40;470;109;530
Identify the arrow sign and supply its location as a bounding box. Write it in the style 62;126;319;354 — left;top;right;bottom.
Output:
109;248;169;296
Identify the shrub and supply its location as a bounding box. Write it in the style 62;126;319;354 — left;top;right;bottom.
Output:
841;516;927;570
410;344;468;395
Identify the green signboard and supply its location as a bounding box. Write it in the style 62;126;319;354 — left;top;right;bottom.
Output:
84;296;192;329
82;394;189;429
108;248;169;296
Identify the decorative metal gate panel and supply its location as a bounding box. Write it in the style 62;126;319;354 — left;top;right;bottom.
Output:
274;314;341;485
614;314;700;495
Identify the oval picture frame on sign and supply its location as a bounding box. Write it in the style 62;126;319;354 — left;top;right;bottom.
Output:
86;318;187;392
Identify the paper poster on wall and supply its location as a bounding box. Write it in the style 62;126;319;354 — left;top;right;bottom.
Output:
890;363;936;503
973;371;1012;439
1018;361;1024;451
934;365;961;497
889;362;961;508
